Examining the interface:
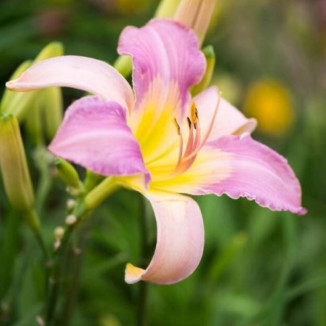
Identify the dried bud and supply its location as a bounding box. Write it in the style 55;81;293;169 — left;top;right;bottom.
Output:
174;0;216;45
54;226;65;240
65;215;77;225
66;199;76;211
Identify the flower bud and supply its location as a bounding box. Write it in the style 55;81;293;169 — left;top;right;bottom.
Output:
34;41;64;63
192;45;215;95
25;98;43;145
1;60;32;112
43;87;63;140
155;0;182;18
114;55;132;78
0;115;35;213
4;42;64;120
174;0;216;45
54;158;82;192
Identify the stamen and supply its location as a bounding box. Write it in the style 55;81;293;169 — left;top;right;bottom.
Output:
174;118;181;135
173;92;222;175
190;102;199;129
183;91;221;162
174;118;184;168
183;121;195;158
174;102;200;174
187;117;191;129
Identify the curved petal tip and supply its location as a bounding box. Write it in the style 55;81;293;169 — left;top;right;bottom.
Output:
125;263;145;284
124;194;204;285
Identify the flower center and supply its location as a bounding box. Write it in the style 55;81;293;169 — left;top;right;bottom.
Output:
173;102;201;174
173;95;220;175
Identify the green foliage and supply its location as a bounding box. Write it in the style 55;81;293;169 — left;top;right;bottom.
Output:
1;0;326;325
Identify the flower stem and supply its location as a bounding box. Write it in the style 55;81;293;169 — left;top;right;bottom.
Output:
35;146;52;217
137;281;148;326
137;196;149;326
45;226;74;326
60;225;88;326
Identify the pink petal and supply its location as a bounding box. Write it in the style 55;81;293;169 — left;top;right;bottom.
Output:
118;19;205;121
194;86;257;140
6;56;134;110
125;193;204;284
203;135;306;215
152;135;306;215
49;96;149;181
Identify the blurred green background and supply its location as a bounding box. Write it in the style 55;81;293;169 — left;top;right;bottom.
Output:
1;0;326;325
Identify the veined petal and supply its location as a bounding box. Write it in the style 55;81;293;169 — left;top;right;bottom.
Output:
194;86;257;140
49;96;149;183
6;56;134;111
125;193;204;284
118;19;205;119
152;135;306;215
118;19;205;163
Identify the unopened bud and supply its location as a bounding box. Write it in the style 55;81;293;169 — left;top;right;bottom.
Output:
25;98;43;145
192;45;216;95
174;0;216;45
155;0;182;18
5;42;64;120
0;115;35;213
55;158;81;191
1;60;32;112
34;42;63;63
43;87;63;140
114;55;132;78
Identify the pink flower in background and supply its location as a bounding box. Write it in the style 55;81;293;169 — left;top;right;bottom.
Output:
6;19;306;285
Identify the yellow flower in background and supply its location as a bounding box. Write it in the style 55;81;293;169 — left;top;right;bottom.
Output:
244;79;295;137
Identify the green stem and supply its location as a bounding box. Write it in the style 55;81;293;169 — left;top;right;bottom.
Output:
84;177;119;211
137;282;148;326
61;226;88;326
35;147;52;217
136;197;149;326
45;226;74;326
44;176;118;324
32;227;48;261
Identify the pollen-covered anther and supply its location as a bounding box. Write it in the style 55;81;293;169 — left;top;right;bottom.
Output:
190;102;199;129
174;101;202;174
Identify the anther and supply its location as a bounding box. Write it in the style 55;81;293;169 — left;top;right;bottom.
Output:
187;117;191;129
190;102;198;129
174;118;181;135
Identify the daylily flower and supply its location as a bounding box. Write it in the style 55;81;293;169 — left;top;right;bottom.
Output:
6;19;306;285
